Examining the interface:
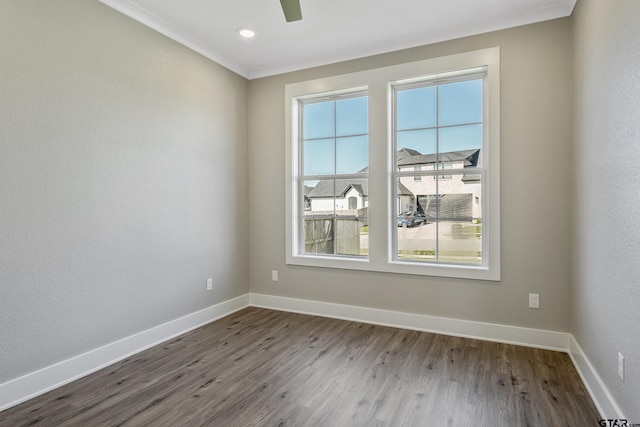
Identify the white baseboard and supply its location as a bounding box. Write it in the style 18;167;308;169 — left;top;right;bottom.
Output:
568;335;625;419
0;294;250;412
2;292;624;421
249;293;570;351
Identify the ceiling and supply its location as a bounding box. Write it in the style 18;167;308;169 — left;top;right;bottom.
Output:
99;0;576;80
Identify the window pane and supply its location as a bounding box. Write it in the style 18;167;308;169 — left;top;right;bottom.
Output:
416;179;480;221
348;197;358;210
333;178;368;213
396;176;482;264
397;86;436;130
304;218;334;254
397;212;436;262
416;195;438;221
303;178;368;257
437;219;482;264
439;124;482;163
302;180;317;212
396;176;430;260
303;101;335;139
438;79;482;126
414;165;422;181
304;179;334;254
336;135;368;174
437;180;482;264
336;96;368;136
434;162;453;180
396;177;417;214
304;138;334;175
336;218;368;257
305;179;334;215
396;129;436;168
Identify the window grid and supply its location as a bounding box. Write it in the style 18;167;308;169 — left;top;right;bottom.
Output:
393;72;486;266
299;92;369;259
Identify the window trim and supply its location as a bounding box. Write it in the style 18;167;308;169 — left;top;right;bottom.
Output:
285;47;500;281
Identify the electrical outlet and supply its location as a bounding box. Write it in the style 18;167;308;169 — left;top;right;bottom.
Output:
528;293;540;309
206;278;213;291
618;352;625;381
272;270;278;282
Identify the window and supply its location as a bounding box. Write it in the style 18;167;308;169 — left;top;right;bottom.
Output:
393;74;484;265
285;47;500;280
348;197;358;210
414;165;422;181
300;93;368;257
434;162;452;180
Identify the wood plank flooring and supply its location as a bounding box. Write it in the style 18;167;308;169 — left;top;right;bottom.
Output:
1;307;600;426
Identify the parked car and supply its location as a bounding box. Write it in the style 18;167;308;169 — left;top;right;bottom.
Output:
397;211;427;227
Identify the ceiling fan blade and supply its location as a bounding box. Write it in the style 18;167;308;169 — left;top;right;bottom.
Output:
280;0;302;22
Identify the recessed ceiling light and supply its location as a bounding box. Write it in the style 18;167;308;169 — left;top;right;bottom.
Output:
237;27;256;38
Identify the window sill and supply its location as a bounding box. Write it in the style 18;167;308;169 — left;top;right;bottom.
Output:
286;254;500;281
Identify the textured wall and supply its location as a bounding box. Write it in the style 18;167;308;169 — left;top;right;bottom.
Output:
0;1;249;382
572;0;640;419
248;19;573;331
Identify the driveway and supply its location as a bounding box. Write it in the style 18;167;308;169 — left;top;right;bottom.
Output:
360;221;482;262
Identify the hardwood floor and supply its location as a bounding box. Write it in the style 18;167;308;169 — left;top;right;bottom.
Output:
1;307;600;426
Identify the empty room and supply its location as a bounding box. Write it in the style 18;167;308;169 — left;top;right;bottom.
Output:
1;0;638;425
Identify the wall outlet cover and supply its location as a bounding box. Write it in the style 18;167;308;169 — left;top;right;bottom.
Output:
528;293;540;309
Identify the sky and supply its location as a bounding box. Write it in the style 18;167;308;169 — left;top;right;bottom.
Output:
303;78;483;177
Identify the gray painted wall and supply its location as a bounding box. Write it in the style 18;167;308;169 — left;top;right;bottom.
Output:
4;0;637;417
248;19;573;331
572;0;640;419
0;1;249;382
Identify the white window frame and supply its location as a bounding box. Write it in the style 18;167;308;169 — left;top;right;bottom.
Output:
297;90;369;258
285;47;500;281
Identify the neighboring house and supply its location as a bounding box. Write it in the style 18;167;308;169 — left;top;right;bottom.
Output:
305;148;482;220
306;178;413;216
396;182;415;214
398;148;482;221
303;185;313;211
308;179;368;213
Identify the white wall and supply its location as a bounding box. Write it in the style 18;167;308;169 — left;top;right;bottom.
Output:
0;0;249;383
309;188;366;212
572;0;640;419
248;19;573;331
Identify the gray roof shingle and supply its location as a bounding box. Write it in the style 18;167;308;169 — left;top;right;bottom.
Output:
397;148;480;167
307;179;413;198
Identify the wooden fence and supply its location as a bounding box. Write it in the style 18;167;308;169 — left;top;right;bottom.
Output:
303;208;367;255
